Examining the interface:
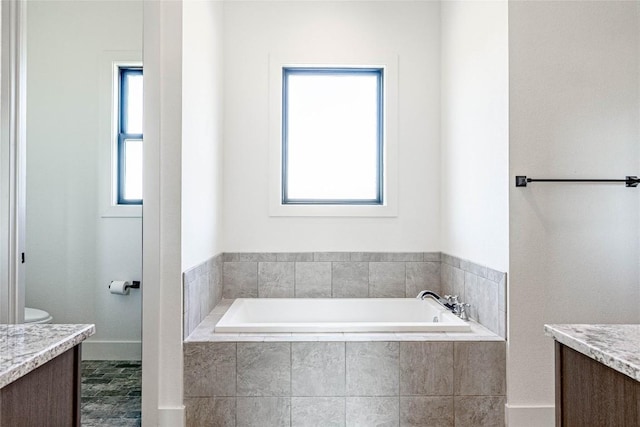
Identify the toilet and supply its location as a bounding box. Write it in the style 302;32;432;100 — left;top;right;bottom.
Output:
24;307;53;324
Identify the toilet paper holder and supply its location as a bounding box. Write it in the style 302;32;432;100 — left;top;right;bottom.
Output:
108;280;141;291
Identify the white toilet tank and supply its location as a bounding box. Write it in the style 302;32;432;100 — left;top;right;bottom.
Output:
24;307;53;324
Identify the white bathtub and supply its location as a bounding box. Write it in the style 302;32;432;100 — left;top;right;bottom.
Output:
214;298;471;333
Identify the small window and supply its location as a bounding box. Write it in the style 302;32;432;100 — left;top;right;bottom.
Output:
117;67;143;205
282;67;383;205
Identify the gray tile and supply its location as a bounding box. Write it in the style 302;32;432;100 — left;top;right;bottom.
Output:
369;262;405;297
224;253;277;262
346;342;399;396
184;343;236;397
452;268;465;302
214;257;224;303
406;262;440;298
423;252;441;262
277;252;314;262
292;397;345;427
184;268;198;285
454;342;506;396
469;277;499;334
486;267;504;283
333;262;369;298
185;397;235;427
454;396;505;427
236;397;290;427
295;262;332;298
314;252;351;262
400;342;453;396
184;310;192;339
258;262;295;298
460;259;487;278
223;262;258;298
346;397;399;427
199;272;211;322
188;302;201;339
350;252;422;262
292;342;345;396
441;253;460;268
237;343;291;396
498;310;506;338
463;272;479;320
440;263;453;297
498;275;506;312
81;360;141;426
400;396;453;427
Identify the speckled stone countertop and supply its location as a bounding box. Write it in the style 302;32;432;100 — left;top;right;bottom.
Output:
186;299;503;343
0;324;95;389
545;324;640;382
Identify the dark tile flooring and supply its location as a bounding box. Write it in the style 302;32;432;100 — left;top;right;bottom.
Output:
81;360;141;427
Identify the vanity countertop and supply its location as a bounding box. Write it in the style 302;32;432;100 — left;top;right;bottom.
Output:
544;324;640;382
0;323;95;389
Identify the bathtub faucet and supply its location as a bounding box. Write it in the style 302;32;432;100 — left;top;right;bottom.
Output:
416;290;456;311
416;290;469;320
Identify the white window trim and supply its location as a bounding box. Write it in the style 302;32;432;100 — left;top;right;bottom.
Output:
268;54;399;217
99;51;142;218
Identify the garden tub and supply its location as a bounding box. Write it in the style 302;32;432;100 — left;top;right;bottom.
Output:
214;298;471;333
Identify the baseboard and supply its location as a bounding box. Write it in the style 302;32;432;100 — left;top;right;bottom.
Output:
159;406;185;427
81;340;142;360
506;404;555;427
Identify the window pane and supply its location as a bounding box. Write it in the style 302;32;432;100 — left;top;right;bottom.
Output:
285;70;381;202
123;139;143;200
125;72;143;134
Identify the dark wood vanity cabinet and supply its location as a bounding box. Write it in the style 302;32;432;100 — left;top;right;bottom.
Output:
0;345;82;427
555;342;640;426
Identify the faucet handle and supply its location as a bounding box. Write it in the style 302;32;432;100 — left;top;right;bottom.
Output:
457;303;470;321
444;295;459;304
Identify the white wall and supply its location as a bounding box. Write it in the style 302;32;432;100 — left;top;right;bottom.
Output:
26;0;142;359
182;0;224;271
222;1;441;252
440;0;509;273
508;2;640;424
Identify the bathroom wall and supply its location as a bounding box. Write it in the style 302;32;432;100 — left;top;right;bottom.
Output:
26;0;142;359
440;0;509;273
509;2;640;425
222;0;441;252
182;0;224;272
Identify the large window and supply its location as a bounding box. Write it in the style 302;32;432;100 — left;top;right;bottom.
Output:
117;67;143;205
282;67;383;205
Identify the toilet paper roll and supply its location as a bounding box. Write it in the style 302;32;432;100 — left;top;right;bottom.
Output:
109;280;130;295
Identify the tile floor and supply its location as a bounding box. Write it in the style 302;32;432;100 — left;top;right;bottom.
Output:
81;360;141;427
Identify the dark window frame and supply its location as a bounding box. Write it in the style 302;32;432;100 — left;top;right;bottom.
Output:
117;67;143;205
281;67;384;205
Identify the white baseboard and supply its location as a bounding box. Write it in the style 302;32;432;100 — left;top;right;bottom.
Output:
159;406;185;427
506;404;555;427
81;340;142;360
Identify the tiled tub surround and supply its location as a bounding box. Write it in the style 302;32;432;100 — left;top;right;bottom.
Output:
183;253;224;338
183;252;507;338
184;305;506;427
440;254;506;338
221;252;443;300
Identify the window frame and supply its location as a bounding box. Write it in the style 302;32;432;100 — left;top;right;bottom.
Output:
268;56;398;218
117;67;143;205
281;67;384;206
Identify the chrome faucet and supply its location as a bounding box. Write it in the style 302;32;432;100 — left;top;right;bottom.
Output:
416;290;456;310
417;290;470;320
